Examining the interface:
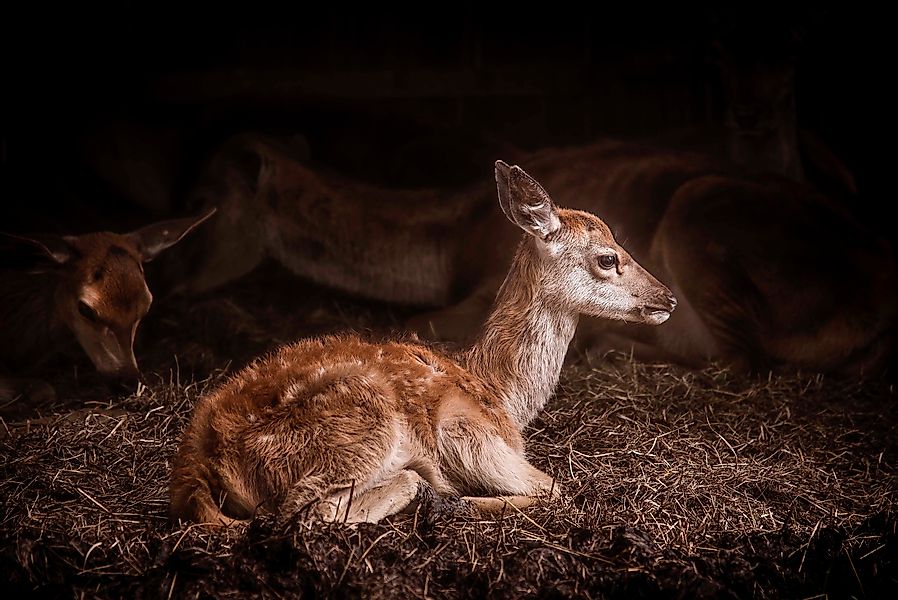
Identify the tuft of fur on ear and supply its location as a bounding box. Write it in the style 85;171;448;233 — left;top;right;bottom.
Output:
495;160;560;239
127;208;217;262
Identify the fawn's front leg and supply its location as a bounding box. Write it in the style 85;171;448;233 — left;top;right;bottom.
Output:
437;416;560;515
305;470;425;524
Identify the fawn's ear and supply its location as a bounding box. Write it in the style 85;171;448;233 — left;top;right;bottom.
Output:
495;160;560;239
126;208;217;262
3;232;77;264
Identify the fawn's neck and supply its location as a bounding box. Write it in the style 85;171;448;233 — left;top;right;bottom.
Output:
464;236;578;430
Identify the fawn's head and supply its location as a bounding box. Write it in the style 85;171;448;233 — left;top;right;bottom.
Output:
495;161;676;325
14;210;215;379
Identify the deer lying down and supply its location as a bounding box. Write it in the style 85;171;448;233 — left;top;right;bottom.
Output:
0;210;215;403
169;161;675;525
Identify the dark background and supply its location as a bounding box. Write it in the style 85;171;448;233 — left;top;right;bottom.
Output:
0;3;890;242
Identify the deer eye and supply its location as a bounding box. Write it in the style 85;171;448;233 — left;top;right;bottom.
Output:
597;254;617;270
77;300;100;323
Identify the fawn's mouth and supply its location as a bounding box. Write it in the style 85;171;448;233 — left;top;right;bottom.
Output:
640;305;673;325
639;296;677;325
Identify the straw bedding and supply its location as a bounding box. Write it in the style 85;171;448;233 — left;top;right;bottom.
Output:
2;264;896;598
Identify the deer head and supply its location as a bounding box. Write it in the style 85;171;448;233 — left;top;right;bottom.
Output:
495;161;676;325
714;42;797;136
11;210;216;380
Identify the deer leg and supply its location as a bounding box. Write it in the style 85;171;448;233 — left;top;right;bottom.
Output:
437;417;560;515
252;373;409;524
461;495;543;515
310;470;424;524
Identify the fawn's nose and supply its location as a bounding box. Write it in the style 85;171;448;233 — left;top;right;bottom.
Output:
667;294;678;311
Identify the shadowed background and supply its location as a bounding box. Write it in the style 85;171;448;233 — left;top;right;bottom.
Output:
1;4;889;241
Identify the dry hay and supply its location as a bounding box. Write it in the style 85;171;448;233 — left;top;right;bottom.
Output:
2;266;897;598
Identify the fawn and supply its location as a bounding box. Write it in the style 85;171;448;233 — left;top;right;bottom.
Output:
0;210;215;403
169;161;676;525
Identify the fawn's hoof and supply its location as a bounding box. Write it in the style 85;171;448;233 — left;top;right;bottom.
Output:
407;484;468;524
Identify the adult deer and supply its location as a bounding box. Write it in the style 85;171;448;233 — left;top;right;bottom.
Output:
169;161;675;525
180;135;895;376
0;210;215;404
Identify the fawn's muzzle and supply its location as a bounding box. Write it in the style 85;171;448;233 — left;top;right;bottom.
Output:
640;293;677;325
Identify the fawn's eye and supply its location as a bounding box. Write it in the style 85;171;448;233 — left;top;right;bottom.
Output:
78;300;100;323
598;254;617;270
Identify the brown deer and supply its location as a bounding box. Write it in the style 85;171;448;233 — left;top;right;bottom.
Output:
179;135;895;376
0;210;216;403
169;161;676;525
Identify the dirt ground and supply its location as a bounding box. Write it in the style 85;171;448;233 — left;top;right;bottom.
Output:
2;263;896;599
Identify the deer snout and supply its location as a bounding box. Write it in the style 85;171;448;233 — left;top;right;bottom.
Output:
639;290;677;325
664;293;677;311
95;356;140;381
74;324;142;383
109;366;142;393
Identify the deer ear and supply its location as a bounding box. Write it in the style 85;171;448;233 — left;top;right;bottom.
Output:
127;208;217;262
495;160;560;239
2;232;77;264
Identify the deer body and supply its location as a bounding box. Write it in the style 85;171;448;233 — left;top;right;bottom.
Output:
170;162;675;525
179;137;488;305
0;211;215;403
